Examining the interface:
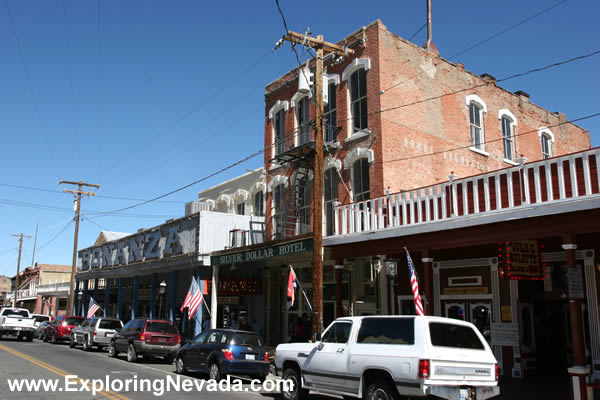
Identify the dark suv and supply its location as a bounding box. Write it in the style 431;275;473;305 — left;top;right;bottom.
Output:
108;318;180;363
175;329;270;381
45;315;85;344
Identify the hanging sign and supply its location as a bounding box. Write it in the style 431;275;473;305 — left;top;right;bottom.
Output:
498;240;544;280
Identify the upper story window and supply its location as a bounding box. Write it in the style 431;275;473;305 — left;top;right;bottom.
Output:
254;191;264;217
499;109;517;162
296;96;310;145
236;203;245;215
298;178;311;234
324;167;339;236
466;94;487;153
342;58;371;135
268;100;289;156
352;158;370;202
273;183;286;239
324;82;337;142
538;128;555;160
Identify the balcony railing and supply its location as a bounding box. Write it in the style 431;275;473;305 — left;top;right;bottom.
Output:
334;148;600;236
37;281;71;294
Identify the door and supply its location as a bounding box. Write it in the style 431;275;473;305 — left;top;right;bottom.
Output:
444;300;492;342
187;331;209;369
303;321;352;391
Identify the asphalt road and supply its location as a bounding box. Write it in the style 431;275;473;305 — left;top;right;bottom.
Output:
0;336;282;400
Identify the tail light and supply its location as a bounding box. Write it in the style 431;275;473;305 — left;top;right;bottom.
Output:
61;322;67;327
222;348;235;360
93;332;97;336
264;352;269;362
495;364;499;381
140;333;146;342
418;359;430;379
177;336;181;344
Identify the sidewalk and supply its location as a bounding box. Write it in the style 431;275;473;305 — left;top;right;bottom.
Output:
496;376;570;400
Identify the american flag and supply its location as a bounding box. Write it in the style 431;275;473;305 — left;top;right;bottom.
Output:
87;297;101;318
406;249;425;316
44;299;52;311
181;279;204;320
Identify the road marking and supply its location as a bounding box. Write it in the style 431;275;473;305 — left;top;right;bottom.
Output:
0;344;130;400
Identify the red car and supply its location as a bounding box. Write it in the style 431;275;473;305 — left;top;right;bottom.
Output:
44;315;84;344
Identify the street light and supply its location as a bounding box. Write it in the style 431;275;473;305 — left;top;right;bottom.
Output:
385;259;398;315
77;290;83;316
158;281;167;319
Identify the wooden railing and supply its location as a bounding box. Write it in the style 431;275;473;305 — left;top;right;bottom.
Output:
334;148;600;236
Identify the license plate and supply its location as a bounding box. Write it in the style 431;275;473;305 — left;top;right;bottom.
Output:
14;327;22;331
159;338;166;343
245;354;256;360
106;333;114;338
459;388;472;400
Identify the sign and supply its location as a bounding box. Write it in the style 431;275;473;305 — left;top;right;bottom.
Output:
78;217;198;271
217;296;240;305
498;240;543;280
501;305;512;322
567;266;585;299
211;238;313;265
443;287;488;295
491;323;520;346
206;278;262;296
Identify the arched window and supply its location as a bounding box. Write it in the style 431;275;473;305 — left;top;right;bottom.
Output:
269;100;289;156
352;158;370;202
499;109;517;162
298;178;311;234
343;59;370;134
324;167;339;236
538;128;555;159
273;184;286;239
466;95;487;153
254;191;264;217
296;96;310;145
324;75;339;142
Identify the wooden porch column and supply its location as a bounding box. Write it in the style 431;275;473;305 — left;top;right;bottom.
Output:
421;251;434;316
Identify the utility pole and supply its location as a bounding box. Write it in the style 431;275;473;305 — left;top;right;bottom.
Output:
282;31;353;336
11;233;31;307
59;180;100;315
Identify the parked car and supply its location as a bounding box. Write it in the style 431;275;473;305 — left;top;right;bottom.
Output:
32;314;51;328
175;329;270;381
70;317;123;351
0;307;35;341
34;321;50;340
44;315;85;344
274;316;499;400
108;318;180;363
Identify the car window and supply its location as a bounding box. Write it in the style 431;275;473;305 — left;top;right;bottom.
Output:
429;322;485;350
229;333;263;347
220;332;228;344
134;320;145;331
193;331;209;343
322;322;352;344
122;320;134;330
99;320;122;330
146;322;177;334
357;318;415;345
65;317;83;325
3;309;29;318
33;315;50;323
207;332;221;344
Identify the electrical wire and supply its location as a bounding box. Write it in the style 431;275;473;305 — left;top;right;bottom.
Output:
36;220;74;251
408;23;427;42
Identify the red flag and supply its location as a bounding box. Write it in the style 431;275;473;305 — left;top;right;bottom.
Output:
286;267;298;309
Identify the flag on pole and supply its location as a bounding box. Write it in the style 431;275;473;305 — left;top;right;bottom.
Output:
44;299;52;310
87;297;101;318
286;267;300;309
405;249;425;316
181;279;205;320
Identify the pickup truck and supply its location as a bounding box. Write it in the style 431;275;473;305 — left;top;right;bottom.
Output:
0;308;35;341
274;316;499;400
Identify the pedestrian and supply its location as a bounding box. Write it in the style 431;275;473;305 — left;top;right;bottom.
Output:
250;317;261;335
239;316;250;331
229;312;239;329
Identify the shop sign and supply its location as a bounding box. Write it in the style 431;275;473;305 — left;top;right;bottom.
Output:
78;217;198;271
211;238;313;265
491;323;520;346
567;266;585;299
217;296;240;305
443;287;488;295
501;305;512;322
498;240;544;280
206;278;262;296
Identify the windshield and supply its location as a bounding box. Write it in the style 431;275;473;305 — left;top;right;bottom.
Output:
33;315;51;323
65;317;84;325
146;322;177;334
229;333;263;347
429;322;485;350
2;310;29;318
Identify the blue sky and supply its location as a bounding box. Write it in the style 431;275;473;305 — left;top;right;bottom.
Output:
0;0;598;278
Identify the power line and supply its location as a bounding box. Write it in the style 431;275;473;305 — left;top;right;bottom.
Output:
36;220;74;251
408;23;427;42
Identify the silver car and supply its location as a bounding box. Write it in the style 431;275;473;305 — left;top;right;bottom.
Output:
70;317;123;351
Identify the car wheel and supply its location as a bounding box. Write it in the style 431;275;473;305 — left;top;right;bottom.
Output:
69;335;76;348
209;363;221;381
164;354;175;364
175;356;186;374
51;334;57;344
82;336;90;351
282;368;308;400
108;341;118;358
127;344;138;363
365;379;399;400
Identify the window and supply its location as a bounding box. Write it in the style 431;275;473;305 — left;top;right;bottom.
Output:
357;317;415;345
146;321;177;334
207;331;221;343
99;319;122;330
352;158;370;202
229;333;263;347
298;178;311;234
324;168;339;236
541;133;552;159
350;69;368;132
500;116;514;161
254;191;264;217
297;96;310;145
193;331;209;344
324;82;337;142
469;102;484;150
273;184;285;239
236;203;245;215
429;322;485;350
322;322;352;344
275;109;286;155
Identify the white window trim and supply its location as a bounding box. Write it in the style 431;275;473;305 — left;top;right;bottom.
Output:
465;94;487;113
324;156;342;171
216;194;233;212
268;100;289;120
469;147;490;157
498;109;517;124
343;148;374;169
342;58;371;82
290;91;311;108
466;94;487;154
250;182;266;195
343;59;371;139
537;127;555;143
233;189;250;202
267;175;289;192
325;73;340;85
291;92;311;147
499;109;517;163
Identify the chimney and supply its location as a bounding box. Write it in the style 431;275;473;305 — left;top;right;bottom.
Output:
480;73;496;85
423;0;439;55
515;90;530;108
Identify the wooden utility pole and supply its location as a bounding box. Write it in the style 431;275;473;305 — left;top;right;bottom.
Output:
282;31;353;336
11;233;31;307
59;180;100;315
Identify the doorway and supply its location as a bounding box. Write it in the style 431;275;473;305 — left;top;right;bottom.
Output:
443;300;492;342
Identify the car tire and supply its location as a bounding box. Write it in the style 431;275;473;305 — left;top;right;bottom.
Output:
175;356;186;374
82;336;90;351
127;343;138;363
164;354;175;364
69;335;76;348
26;334;34;342
108;341;118;358
365;379;399;400
209;362;222;381
282;368;308;400
51;334;57;344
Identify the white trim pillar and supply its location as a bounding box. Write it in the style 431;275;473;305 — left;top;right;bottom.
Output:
211;264;219;329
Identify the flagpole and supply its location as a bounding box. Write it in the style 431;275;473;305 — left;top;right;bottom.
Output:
290;266;313;313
